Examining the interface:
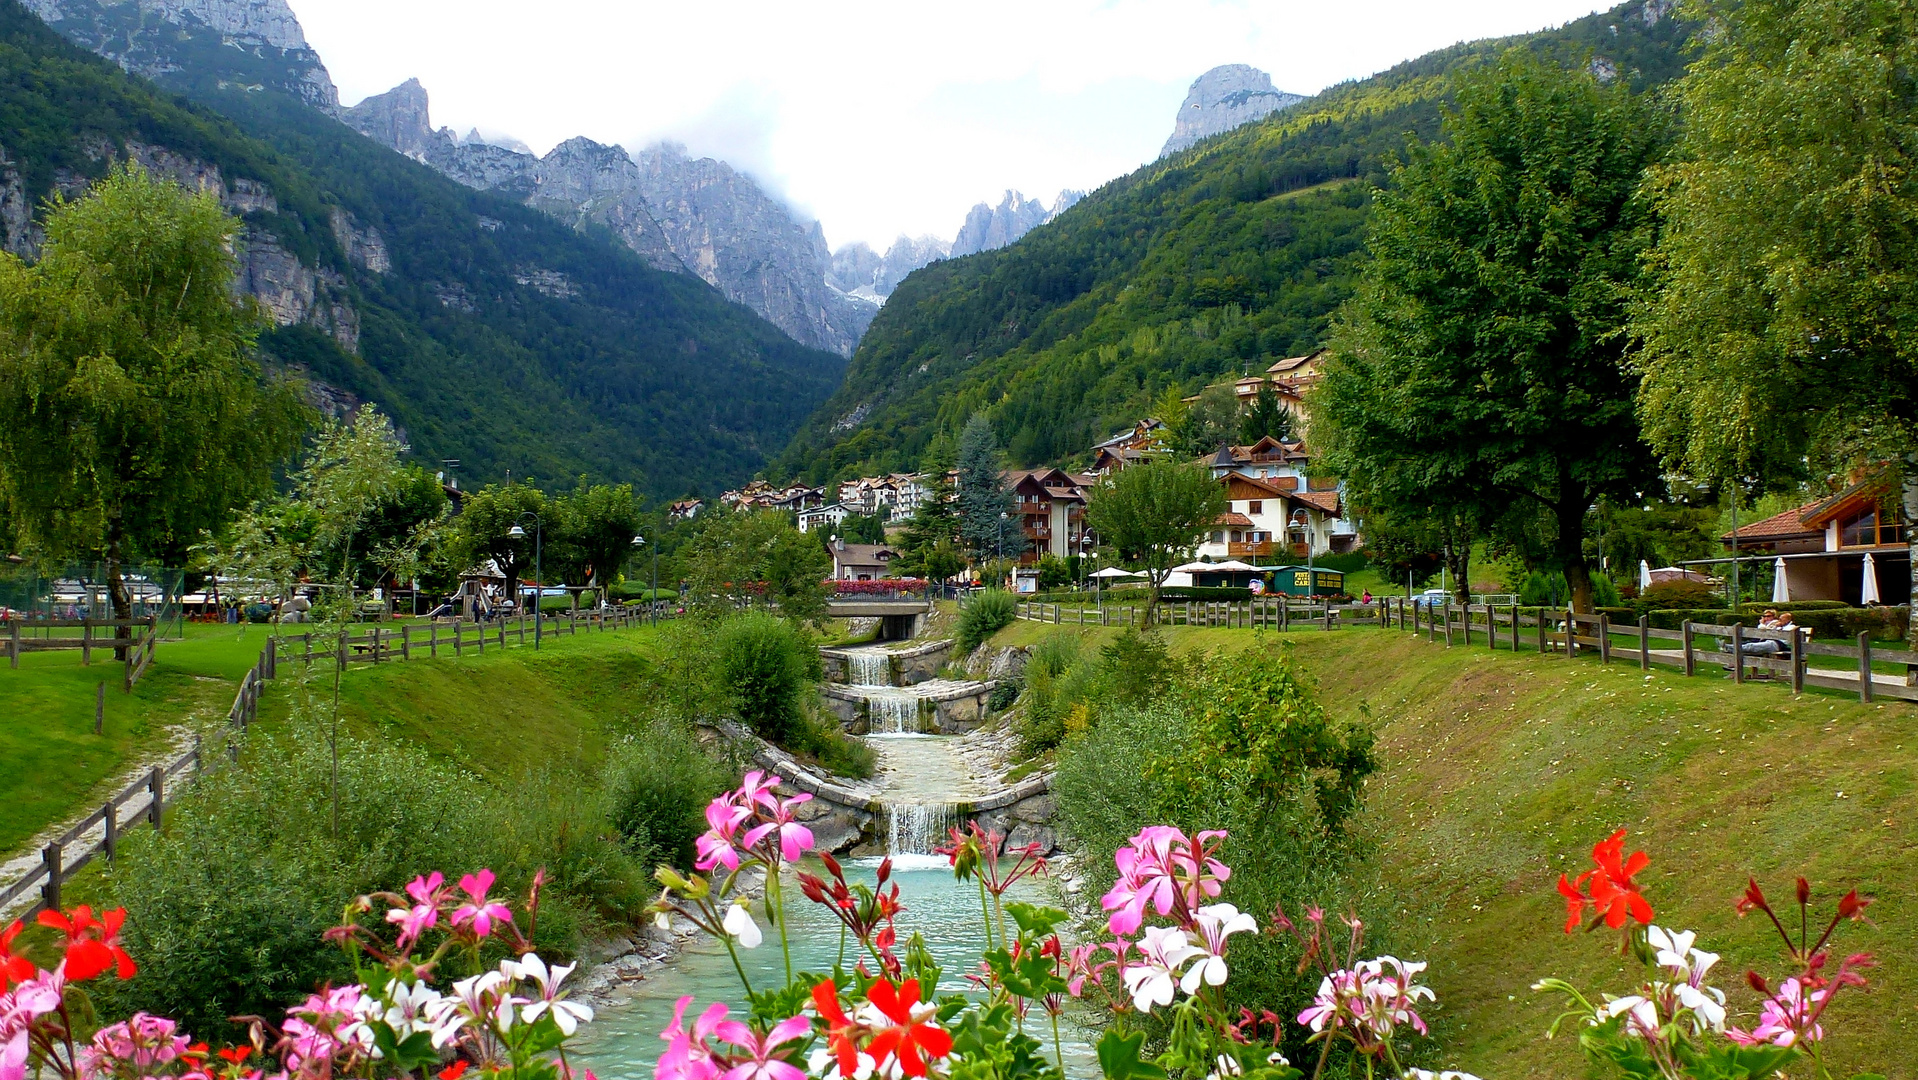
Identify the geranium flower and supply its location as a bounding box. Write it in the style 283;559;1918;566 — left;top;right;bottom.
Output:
451;870;513;938
714;1016;810;1080
736;772;782;813
809;981;863;1080
1101;826;1183;935
744;794;816;864
862;979;951;1078
37;906;136;981
1354;957;1434;1039
1181;904;1255;994
696;797;751;873
380;980;447;1041
1599;994;1660;1039
1644;926;1726;1033
659;997;730;1080
722;905;763;949
1;969;63;1080
1167;830;1231;910
387;872;445;949
516;953;594;1036
1121;926;1202;1013
0;923;33;989
1727;977;1825;1048
1558;829;1652;932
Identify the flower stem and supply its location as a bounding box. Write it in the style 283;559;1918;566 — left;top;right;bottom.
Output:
770;866;794;983
1049;1010;1065;1076
977;876;995;951
721;934;755;997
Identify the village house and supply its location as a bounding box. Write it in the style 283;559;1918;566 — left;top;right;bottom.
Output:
1704;470;1910;604
1089;419;1167;475
828;537;899;581
721;481;825;514
666;498;704;521
1202;437;1359;555
1005;468;1097;563
797;502;850;533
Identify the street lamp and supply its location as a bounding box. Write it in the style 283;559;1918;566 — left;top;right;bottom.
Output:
997;511;1009;574
632;533;656;624
506;513;543;649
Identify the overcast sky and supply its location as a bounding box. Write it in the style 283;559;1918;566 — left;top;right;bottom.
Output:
297;0;1615;251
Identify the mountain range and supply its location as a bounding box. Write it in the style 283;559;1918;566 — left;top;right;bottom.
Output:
773;0;1692;482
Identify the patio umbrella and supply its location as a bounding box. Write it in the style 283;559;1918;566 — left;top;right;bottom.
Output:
1771;557;1790;603
1862;552;1882;605
1638;559;1652;592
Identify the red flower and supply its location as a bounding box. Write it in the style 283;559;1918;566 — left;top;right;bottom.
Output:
811;980;862;1079
37;905;136;980
1556;830;1653;933
438;1061;470;1080
217;1048;253;1064
864;979;952;1078
0;919;35;986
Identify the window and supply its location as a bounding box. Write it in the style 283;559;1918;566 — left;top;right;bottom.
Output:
1249;500;1263;514
1212;531;1226;543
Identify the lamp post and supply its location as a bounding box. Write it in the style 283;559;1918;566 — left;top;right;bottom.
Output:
632;533;655;624
998;511;1009;583
506;513;542;649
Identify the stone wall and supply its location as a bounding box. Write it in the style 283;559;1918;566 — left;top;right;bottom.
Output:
820;680;994;734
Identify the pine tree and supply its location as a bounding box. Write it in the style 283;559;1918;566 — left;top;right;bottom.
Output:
955;414;1024;561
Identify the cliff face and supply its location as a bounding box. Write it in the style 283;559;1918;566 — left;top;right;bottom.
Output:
16;0;338;109
343;79;875;356
829;234;952;301
949;190;1082;258
1160;64;1304;157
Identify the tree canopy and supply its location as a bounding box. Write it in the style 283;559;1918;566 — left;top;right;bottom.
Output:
0;164;306;614
1313;53;1669;611
955;414;1023;562
1085;459;1226;622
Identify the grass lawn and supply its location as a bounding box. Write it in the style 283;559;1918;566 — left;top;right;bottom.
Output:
0;624;271;858
985;618;1918;1074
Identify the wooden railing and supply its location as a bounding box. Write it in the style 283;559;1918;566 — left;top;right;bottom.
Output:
1015;597;1387;630
4;616;160;691
0;605;659;916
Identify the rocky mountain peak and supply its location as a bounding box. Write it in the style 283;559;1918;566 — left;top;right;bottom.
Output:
1160;64;1304;157
950;189;1082;258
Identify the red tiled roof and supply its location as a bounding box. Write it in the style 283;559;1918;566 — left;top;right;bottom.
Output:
1291;490;1341;515
1215;512;1255;526
1721;502;1820;542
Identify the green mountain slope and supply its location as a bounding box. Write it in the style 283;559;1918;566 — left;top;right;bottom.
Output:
0;0;845;497
775;0;1688;481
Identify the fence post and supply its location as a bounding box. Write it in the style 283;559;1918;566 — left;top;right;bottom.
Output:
401;624;411;661
103;801;117;862
1859;632;1874;703
1638;616;1651;671
95;681;105;735
1280;596;1289;631
1598;614;1611;664
1682;621;1696;676
1324;602;1333;631
372;626;382;663
1443;605;1453;647
8;621;16;669
1536;608;1546;655
82;620;91;666
41;843;61;912
148;768;164;827
1732;623;1745;684
1511;605;1521;652
1790;628;1805;694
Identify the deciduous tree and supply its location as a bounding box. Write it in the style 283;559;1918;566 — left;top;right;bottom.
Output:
1086;459;1226;623
1314;53;1668;612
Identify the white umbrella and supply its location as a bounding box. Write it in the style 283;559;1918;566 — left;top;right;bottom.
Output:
1862;552;1882;605
1638;559;1652;592
1771;557;1790;603
1090;567;1144;579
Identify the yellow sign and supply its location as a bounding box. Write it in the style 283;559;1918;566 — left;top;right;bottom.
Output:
1293;571;1311;587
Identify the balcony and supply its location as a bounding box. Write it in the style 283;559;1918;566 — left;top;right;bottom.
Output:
1228;541;1276;557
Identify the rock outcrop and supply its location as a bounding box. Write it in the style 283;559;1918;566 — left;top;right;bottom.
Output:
949;190;1081;258
343;80;876;356
1160;64;1305;157
828;234;952;301
18;0;339;110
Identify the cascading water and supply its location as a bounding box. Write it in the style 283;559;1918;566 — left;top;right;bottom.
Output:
846;648;891;686
885;799;956;857
866;691;921;734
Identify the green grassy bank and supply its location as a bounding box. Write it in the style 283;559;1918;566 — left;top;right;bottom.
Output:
987;619;1918;1075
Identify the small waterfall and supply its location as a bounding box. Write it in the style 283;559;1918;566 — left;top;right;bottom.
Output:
847;649;892;686
866;691;921;734
886;801;956;857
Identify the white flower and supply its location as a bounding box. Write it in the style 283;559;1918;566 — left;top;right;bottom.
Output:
723;903;764;949
1601;994;1659;1037
379;980;446;1040
1674;982;1727;1034
653;911;672;931
1181;904;1257;994
808;1046;877;1080
516;952;595;1036
1121;926;1202;1013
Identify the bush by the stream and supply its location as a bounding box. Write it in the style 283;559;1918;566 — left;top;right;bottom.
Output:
100;730;642;1039
604;717;733;868
715;611;820;743
1015;633;1093;754
956;589;1017;651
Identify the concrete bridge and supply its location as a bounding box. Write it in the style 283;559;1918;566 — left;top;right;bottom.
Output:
825;597;933;641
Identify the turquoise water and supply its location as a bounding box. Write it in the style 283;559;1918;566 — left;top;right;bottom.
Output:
570;858;1097;1080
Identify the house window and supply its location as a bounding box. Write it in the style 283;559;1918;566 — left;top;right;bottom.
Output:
1212;531;1226;543
1842;498;1909;547
1249;500;1262;514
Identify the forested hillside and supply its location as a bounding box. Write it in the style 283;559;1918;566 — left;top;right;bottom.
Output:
0;0;845;496
774;0;1689;481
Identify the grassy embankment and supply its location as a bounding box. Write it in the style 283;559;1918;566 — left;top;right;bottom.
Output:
986;618;1918;1075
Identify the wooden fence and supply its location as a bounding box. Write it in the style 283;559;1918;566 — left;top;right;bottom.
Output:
0;605;657;916
3;616;159;691
1016;595;1915;705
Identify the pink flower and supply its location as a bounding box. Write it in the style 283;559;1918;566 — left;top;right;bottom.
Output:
736;772;782;813
281;986;377;1073
1;969;64;1080
744;794;816;864
387;872;444;948
1168;830;1231;910
695;797;751;873
658;997;730;1080
1727;977;1826;1048
452;870;512;938
714;1016;810;1080
1101;826;1184;935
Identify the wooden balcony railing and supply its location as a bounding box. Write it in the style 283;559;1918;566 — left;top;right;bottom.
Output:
1228;541;1276;557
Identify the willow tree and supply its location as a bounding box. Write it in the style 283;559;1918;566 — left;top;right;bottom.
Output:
1634;0;1918;638
0;164;306;633
1313;53;1668;612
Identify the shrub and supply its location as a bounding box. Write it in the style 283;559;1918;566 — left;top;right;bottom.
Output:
1015;632;1090;754
956;589;1016;651
1097;628;1178;707
987;676;1022;711
1638;578;1724;611
1312;550;1370;575
787;706;877;778
1517;569;1571;607
603;717;732;867
1591;573;1622;607
715;611;817;743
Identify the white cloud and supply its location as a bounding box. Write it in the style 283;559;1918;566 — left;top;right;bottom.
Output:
297;0;1614;248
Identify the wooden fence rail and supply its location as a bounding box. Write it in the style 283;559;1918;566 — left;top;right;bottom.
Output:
0;605;658;916
1014;596;1917;705
4;616;160;691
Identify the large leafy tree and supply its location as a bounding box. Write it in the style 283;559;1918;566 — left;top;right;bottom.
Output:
1314;53;1669;612
682;508;831;624
1634;0;1918;636
454;483;549;607
1086;459;1226;623
553;483;643;596
0;164;306;626
955;414;1024;562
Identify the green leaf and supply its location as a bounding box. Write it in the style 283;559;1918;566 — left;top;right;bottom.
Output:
1005;902;1068;939
1096;1030;1167;1080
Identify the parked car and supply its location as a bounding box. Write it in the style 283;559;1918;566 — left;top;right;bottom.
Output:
1411;589;1454;609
